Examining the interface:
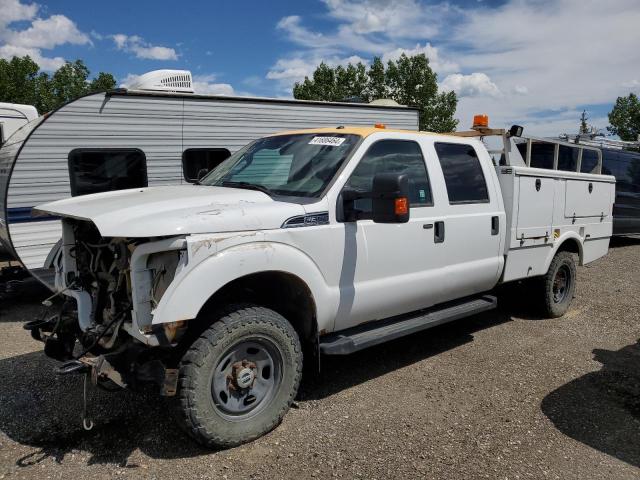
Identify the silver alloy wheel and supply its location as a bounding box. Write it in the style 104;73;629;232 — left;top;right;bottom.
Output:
211;337;283;420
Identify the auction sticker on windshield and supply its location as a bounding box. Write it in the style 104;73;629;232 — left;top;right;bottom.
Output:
309;136;346;146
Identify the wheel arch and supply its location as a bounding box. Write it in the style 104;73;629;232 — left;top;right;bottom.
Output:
151;241;334;336
544;233;584;273
195;270;319;347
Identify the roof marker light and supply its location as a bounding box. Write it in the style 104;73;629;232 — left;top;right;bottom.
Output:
473;114;489;129
375;123;386;129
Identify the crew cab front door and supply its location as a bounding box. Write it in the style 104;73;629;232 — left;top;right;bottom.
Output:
334;138;449;330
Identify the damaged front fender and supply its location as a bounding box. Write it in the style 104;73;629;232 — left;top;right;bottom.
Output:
150;234;334;333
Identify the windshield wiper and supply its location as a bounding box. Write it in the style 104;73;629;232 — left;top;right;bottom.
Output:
221;181;274;197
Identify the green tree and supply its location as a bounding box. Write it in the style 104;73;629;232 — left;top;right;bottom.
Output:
89;72;117;93
579;110;590;134
0;56;116;113
0;56;40;106
608;93;640;141
293;53;458;132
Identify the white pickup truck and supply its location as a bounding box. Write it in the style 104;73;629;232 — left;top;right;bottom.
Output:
30;121;615;448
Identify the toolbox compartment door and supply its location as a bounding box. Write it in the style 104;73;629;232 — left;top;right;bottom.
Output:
516;175;554;239
564;180;611;218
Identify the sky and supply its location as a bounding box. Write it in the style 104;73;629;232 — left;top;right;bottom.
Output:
1;0;639;136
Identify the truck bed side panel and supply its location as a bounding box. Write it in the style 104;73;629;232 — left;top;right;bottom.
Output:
500;167;615;283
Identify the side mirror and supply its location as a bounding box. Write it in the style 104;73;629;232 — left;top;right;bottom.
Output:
371;173;410;223
509;125;524;137
197;168;209;181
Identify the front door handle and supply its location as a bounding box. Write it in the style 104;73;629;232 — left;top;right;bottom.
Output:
491;216;499;235
434;221;445;243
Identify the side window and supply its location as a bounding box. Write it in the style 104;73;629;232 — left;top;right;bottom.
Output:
68;149;147;197
345;140;432;216
580;149;600;174
0;122;4;144
182;148;231;183
434;143;489;204
558;145;579;171
528;142;555;169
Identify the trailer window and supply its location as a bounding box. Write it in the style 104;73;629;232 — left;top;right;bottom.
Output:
182;148;231;183
68;149;147;197
345;140;432;215
435;143;489;204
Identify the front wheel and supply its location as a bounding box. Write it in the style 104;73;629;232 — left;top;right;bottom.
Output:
174;305;302;448
540;251;577;318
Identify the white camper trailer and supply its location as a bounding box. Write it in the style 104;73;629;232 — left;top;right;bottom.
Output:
0;70;419;285
0;102;38;145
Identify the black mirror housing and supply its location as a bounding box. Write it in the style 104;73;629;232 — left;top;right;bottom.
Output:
197;168;210;181
509;125;524;137
372;173;410;223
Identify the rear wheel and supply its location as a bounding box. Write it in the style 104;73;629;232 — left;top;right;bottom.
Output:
175;305;302;448
540;251;577;318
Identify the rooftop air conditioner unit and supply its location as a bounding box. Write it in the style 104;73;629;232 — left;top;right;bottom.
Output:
128;69;194;93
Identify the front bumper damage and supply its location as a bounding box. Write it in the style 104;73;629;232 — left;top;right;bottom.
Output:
25;222;190;401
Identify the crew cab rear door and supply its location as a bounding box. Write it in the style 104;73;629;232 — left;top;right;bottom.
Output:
423;139;505;300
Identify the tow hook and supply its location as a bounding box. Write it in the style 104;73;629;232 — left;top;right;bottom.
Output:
54;360;94;431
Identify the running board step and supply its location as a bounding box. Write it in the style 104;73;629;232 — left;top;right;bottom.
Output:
319;295;497;355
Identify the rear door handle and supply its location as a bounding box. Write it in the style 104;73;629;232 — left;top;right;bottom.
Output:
434;221;445;243
491;216;499;235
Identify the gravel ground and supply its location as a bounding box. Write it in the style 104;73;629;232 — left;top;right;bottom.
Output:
0;239;639;480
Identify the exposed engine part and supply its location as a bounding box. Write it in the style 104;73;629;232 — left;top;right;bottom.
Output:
23;301;80;361
68;220;134;351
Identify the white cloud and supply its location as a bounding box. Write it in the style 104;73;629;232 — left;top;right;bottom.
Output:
513;85;529;96
4;14;90;49
0;0;90;70
0;0;37;25
276;15;389;55
120;73;235;96
0;43;65;70
271;0;640;135
267;54;369;92
192;74;234;95
110;34;178;61
269;1;461;96
382;43;459;74
622;79;640;90
440;73;501;98
321;0;451;38
447;0;640;134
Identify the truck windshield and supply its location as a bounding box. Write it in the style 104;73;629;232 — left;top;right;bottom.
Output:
200;133;361;197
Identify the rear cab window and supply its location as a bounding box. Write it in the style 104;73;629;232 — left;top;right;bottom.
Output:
434;143;490;204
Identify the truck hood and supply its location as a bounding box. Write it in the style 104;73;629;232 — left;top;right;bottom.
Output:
34;185;306;237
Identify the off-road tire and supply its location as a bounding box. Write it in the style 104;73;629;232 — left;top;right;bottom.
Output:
174;304;302;448
540;251;577;318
